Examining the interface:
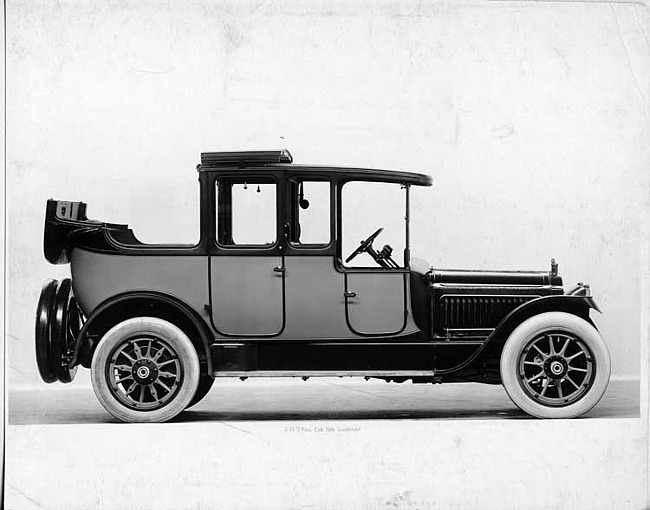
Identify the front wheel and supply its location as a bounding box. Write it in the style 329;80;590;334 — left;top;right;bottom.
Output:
91;317;200;423
500;312;610;419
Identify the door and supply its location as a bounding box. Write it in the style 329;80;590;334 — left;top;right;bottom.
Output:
340;181;409;336
210;178;284;336
210;256;284;336
344;271;407;335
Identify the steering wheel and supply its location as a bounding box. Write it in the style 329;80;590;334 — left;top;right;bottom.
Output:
345;227;384;263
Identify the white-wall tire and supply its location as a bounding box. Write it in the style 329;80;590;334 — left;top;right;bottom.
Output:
500;312;610;419
91;317;200;423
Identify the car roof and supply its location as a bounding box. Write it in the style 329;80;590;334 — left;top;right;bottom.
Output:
197;150;433;187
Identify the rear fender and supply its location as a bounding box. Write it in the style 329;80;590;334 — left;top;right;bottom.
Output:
480;295;601;362
70;291;213;372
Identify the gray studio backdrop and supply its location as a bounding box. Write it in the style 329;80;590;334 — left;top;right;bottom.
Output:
7;0;648;387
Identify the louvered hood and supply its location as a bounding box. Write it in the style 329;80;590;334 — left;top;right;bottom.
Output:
421;262;565;333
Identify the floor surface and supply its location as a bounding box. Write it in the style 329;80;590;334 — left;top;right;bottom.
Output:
8;377;640;425
5;378;644;510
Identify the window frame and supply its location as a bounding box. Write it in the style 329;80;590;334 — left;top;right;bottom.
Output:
336;179;411;272
286;177;333;250
214;174;281;252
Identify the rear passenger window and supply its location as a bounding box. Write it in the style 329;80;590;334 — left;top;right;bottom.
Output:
216;179;277;246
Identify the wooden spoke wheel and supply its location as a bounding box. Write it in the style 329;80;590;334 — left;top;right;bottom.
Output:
500;312;610;419
91;317;200;423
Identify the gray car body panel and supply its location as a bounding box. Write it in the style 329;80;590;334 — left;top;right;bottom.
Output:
70;249;209;321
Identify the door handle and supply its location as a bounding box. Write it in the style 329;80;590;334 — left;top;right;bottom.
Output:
344;291;357;298
273;266;286;273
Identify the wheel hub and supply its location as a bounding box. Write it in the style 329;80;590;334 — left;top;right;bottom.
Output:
132;359;159;385
544;356;568;379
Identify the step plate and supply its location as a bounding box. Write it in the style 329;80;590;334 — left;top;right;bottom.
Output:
212;370;436;378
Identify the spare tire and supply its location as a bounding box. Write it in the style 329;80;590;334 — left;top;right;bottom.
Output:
35;279;59;383
51;278;81;383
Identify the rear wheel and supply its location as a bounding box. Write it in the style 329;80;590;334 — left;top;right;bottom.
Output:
500;312;610;419
91;317;200;423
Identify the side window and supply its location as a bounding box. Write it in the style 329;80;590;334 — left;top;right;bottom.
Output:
216;179;277;246
342;181;406;268
288;180;330;246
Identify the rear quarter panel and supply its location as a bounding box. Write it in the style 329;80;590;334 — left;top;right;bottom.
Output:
70;248;208;319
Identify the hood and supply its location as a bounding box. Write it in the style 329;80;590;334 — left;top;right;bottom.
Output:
426;268;563;287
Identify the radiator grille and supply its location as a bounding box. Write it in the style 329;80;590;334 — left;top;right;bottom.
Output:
439;296;533;329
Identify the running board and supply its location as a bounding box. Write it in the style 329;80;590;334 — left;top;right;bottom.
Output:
212;370;436;378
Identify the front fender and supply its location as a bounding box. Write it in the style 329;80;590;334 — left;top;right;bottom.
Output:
480;294;601;361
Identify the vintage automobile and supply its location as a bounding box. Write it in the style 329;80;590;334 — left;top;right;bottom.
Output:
36;150;610;422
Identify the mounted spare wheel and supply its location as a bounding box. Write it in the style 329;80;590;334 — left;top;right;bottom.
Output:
500;312;610;419
51;278;82;383
35;279;59;383
36;278;82;383
91;317;200;423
